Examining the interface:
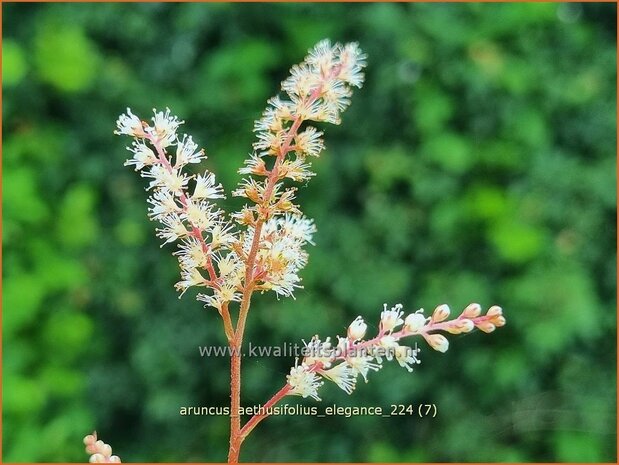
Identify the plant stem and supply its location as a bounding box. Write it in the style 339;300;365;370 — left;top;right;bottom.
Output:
227;79;332;462
226;116;303;463
239;384;292;440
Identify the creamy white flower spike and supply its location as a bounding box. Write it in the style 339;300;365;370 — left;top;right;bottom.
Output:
285;302;505;400
115;107;233;307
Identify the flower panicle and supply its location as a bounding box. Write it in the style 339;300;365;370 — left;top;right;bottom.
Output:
114;107;243;308
234;40;367;223
285;303;505;400
83;432;121;463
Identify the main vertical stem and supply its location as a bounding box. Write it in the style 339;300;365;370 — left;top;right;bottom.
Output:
228;329;243;463
227;85;326;461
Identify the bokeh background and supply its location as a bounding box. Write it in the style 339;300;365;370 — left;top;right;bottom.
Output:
3;2;617;462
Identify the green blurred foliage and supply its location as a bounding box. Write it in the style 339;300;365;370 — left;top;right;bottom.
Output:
3;2;616;462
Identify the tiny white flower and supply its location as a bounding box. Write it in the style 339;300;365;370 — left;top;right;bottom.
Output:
320;362;357;394
347;316;367;341
303;336;334;368
294;126;324;157
150;107;183;147
182;199;215;231
142;165;188;194
337;42;367;88
380;303;404;333
209;223;236;250
124;140;157;170
175;135;204;167
193;173;224;200
147;189;181;220
395;345;421;373
375;335;399;363
115;108;145;137
346;354;381;382
287;366;323;401
156;214;189;245
174;237;208;269
175;266;207;296
404;311;427;333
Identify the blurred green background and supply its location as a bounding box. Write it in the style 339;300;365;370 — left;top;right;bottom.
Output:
3;2;616;462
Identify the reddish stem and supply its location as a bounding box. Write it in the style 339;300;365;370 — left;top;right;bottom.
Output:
239;384;292;440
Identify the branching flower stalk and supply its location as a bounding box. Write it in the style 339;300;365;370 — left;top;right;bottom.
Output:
97;40;506;463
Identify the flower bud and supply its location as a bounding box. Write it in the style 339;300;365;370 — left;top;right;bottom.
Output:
425;334;449;353
445;318;474;334
90;454;105;463
461;303;481;318
404;312;427;333
83;435;96;446
458;318;475;333
493;316;506;327
477;321;496;333
347;316;367;341
487;305;503;317
109;456;122;463
432;304;450;322
101;444;113;458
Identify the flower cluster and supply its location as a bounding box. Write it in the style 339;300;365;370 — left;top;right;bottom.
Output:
83;433;121;463
115;107;245;311
115;41;366;306
286;303;506;400
231;40;366;296
234;40;366;222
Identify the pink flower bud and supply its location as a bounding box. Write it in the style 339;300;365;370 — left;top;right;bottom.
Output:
425;333;449;353
432;304;450;322
90;454;106;463
83;435;96;446
101;444;112;458
454;318;475;333
461;303;481;318
461;319;475;332
477;321;496;333
487;305;503;317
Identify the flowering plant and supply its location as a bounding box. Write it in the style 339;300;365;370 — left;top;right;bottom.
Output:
86;39;505;463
